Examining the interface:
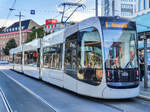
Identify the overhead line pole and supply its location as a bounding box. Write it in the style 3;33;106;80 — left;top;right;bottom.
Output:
16;11;24;72
15;11;24;46
144;32;148;88
96;0;98;16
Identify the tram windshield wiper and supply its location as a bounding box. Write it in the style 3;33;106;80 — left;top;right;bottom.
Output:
124;59;133;69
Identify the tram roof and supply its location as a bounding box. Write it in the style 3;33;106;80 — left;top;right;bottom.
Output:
42;29;64;47
9;45;22;54
23;38;41;51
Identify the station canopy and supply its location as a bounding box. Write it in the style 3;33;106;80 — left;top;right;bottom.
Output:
133;11;150;33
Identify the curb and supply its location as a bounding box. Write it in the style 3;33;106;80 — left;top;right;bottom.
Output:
138;94;150;101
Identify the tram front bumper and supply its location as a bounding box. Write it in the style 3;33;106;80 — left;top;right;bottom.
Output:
102;86;140;99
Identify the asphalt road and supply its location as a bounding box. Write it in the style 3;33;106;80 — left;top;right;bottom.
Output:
0;69;150;112
0;70;55;112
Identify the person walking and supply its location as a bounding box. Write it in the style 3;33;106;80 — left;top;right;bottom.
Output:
139;55;145;81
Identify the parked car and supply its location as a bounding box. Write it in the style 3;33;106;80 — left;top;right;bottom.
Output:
0;60;9;64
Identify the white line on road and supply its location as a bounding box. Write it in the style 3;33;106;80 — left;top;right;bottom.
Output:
0;88;13;112
0;70;57;112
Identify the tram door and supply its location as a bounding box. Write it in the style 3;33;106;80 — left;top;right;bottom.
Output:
77;27;103;96
64;33;78;92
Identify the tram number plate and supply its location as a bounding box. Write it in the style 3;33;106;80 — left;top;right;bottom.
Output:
121;72;128;77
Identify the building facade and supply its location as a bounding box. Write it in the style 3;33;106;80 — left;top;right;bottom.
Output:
43;22;75;33
101;0;136;18
137;0;150;11
133;0;150;17
0;19;39;60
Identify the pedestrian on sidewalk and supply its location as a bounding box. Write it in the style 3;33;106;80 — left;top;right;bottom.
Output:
139;55;145;81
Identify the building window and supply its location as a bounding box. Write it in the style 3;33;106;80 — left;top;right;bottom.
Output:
22;26;25;30
15;27;17;31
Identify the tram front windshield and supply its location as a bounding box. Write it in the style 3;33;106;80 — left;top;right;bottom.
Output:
103;29;138;69
102;21;139;88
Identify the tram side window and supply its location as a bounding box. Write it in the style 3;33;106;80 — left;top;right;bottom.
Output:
43;44;62;69
64;33;77;77
9;54;13;63
14;53;22;64
24;51;38;66
77;27;103;85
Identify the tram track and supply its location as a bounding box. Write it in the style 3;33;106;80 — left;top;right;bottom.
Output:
1;69;124;112
0;88;13;112
100;102;124;112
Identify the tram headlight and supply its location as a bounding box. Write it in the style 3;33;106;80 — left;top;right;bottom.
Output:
107;71;112;81
136;70;139;77
107;71;111;77
136;70;139;80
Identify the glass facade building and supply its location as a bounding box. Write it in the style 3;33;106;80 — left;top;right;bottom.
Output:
137;0;150;11
101;0;136;17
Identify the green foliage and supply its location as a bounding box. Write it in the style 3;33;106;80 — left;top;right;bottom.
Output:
3;39;17;55
26;27;50;43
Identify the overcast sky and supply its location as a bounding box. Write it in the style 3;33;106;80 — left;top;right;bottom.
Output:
0;0;101;27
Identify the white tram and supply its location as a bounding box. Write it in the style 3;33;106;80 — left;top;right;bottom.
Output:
10;16;140;99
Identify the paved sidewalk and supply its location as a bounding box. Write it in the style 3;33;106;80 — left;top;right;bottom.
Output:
139;81;150;100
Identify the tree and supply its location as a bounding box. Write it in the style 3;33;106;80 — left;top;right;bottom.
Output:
26;27;49;43
3;39;17;55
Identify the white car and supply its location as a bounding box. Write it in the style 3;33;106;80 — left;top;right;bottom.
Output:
0;60;9;64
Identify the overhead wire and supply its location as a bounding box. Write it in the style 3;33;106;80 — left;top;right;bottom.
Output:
1;0;86;27
58;0;86;21
2;0;16;27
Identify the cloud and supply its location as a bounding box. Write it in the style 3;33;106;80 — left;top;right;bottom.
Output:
0;19;17;27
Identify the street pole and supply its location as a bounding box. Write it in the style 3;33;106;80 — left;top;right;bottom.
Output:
61;5;65;23
144;33;148;88
112;0;115;16
17;11;24;72
36;32;38;39
39;33;45;79
96;0;98;16
19;12;22;46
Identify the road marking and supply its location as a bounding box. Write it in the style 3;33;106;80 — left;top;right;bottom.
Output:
0;70;56;112
0;88;13;112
